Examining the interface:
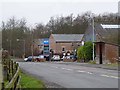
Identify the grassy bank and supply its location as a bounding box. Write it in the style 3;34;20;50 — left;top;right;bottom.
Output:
20;71;46;88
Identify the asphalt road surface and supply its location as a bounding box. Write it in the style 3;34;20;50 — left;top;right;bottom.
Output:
19;62;118;88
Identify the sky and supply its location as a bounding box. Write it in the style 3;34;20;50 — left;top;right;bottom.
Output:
0;0;119;27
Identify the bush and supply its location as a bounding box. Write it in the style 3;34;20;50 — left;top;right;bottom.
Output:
77;46;85;61
77;41;93;62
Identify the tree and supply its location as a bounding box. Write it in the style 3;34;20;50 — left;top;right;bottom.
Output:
2;17;32;57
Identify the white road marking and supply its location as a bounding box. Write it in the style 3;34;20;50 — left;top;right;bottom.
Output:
77;70;93;74
101;74;118;79
110;76;119;79
65;68;73;71
107;70;114;72
77;70;85;73
51;66;58;68
87;72;93;74
61;68;73;71
61;68;66;69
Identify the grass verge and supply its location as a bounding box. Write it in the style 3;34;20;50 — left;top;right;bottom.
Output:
20;70;46;88
105;63;118;67
88;60;96;64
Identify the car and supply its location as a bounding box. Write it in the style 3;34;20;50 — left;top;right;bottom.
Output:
35;55;45;62
51;55;60;61
38;55;44;59
25;56;37;62
24;58;28;61
26;56;33;62
70;55;74;59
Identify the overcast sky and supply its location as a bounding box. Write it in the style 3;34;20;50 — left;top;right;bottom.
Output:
0;0;119;27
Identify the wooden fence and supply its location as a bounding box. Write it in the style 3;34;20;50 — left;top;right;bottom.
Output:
2;58;20;90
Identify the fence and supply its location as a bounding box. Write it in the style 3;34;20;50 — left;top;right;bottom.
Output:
2;58;20;90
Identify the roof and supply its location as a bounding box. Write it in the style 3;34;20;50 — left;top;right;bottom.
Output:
84;23;119;45
95;24;118;45
101;24;120;29
51;34;84;42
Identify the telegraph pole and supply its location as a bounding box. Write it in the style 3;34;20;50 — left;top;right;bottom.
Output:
32;30;34;61
92;17;95;61
23;40;25;58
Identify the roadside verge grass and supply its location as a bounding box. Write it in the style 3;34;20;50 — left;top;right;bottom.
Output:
105;63;118;67
20;70;46;88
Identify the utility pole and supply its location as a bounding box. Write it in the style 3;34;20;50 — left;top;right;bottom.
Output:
92;17;95;61
23;40;25;58
31;30;34;61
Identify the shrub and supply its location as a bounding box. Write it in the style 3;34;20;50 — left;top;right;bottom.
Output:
77;41;93;62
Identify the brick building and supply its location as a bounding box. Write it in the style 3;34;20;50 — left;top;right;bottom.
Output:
49;34;84;54
83;23;119;64
33;38;49;55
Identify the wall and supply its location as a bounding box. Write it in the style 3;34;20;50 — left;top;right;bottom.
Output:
49;35;56;53
49;35;81;54
105;44;119;63
55;42;73;54
95;43;119;64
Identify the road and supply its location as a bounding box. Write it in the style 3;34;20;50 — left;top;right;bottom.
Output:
19;62;118;88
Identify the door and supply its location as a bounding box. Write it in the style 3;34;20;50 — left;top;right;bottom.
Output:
99;43;103;64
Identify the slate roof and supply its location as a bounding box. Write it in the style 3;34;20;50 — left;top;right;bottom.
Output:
84;23;119;45
51;34;84;42
95;24;119;45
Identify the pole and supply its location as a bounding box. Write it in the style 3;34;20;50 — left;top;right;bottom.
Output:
23;40;25;58
32;31;34;61
92;18;95;61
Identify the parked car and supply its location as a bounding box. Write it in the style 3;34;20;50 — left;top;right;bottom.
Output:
51;55;60;61
38;55;44;59
24;56;37;62
25;56;33;62
70;55;74;59
24;58;28;61
35;55;45;62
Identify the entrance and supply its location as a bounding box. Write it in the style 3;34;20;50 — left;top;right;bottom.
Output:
99;43;103;64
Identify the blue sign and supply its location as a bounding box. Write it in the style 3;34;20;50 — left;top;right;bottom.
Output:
44;40;49;44
43;38;49;44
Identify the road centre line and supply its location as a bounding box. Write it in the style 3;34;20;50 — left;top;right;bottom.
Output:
61;68;73;71
65;68;73;71
77;70;93;74
101;74;118;79
87;72;93;74
109;76;119;79
51;66;118;78
77;70;86;73
51;66;58;68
